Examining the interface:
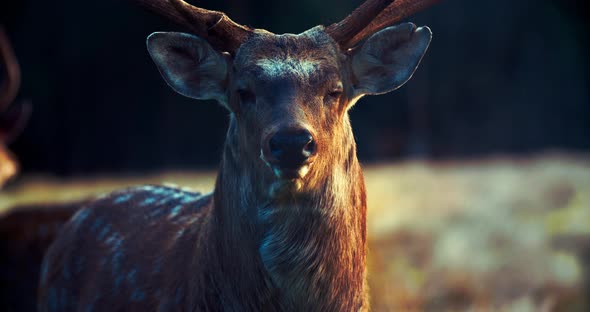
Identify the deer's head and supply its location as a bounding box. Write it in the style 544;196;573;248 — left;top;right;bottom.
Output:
142;0;434;198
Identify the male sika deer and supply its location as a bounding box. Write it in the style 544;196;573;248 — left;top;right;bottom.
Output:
39;0;437;310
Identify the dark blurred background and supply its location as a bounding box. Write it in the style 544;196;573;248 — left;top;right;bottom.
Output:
0;0;588;176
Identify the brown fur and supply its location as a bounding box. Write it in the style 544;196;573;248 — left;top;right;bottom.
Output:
38;15;436;308
39;28;369;311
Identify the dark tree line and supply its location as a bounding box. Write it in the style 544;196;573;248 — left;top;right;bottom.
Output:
1;0;588;175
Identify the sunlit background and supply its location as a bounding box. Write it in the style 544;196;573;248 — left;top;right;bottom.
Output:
1;0;589;311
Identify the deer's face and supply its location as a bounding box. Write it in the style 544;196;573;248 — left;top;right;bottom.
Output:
229;28;347;191
147;23;431;197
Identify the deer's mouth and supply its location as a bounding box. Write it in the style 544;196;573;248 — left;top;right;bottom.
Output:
261;151;312;197
268;164;310;197
260;148;313;180
272;164;310;180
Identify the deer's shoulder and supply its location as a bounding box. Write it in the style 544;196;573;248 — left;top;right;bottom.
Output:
40;185;213;311
73;185;210;223
51;185;213;253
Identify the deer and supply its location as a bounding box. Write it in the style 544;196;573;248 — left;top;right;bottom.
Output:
38;0;437;310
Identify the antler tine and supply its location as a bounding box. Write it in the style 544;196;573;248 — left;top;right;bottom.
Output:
326;0;441;49
132;0;252;54
326;0;394;47
0;26;21;112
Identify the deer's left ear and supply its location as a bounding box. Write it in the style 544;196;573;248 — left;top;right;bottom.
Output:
147;32;229;103
351;23;431;97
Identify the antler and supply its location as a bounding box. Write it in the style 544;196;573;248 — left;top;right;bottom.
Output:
132;0;253;54
326;0;441;49
0;26;21;112
0;26;24;186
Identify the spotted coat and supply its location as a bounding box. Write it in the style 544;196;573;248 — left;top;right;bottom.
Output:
39;185;211;312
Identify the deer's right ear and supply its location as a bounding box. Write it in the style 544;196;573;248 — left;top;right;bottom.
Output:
147;32;229;102
350;23;431;98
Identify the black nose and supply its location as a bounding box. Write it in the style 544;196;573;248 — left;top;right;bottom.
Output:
267;129;316;168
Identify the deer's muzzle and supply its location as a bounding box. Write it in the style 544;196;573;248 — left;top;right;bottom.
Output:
261;127;317;180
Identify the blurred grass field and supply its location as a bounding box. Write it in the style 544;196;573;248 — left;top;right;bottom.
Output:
1;153;589;311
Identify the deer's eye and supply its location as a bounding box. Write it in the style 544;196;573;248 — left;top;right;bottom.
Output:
326;81;344;100
327;88;343;100
238;89;256;104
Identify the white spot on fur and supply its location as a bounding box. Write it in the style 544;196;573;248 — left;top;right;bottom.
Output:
175;228;185;240
256;58;320;79
298;165;309;178
71;208;91;227
168;205;183;219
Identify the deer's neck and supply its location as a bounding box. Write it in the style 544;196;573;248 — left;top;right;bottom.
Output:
210;127;367;310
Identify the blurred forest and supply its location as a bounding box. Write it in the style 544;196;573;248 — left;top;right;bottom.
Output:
0;0;588;175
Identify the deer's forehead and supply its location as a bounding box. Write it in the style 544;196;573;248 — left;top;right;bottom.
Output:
234;27;342;82
253;57;322;80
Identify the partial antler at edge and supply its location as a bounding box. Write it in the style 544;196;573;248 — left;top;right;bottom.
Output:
325;0;395;47
0;26;21;112
131;0;252;54
326;0;441;49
